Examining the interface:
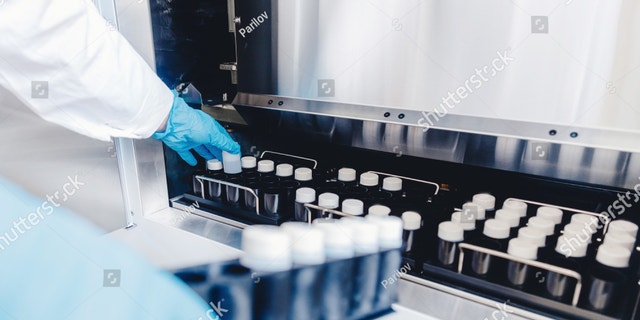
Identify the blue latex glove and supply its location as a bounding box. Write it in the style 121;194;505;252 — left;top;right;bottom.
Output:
153;90;240;166
0;177;216;320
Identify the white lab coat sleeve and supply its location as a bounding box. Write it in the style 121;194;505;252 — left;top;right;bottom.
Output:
0;0;173;141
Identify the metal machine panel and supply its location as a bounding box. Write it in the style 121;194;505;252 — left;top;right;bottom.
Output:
231;0;640;189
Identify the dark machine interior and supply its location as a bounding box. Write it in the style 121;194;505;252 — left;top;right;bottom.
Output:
149;1;640;319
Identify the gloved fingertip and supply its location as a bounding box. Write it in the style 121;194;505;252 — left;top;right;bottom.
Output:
194;145;215;161
205;145;223;161
178;151;198;166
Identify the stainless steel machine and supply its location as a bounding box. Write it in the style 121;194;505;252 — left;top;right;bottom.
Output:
100;0;640;319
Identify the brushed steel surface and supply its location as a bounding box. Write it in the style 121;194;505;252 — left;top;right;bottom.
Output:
0;87;126;232
234;99;640;189
236;0;640;149
232;0;640;190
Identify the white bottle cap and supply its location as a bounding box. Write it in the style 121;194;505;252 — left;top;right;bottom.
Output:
342;199;364;215
596;244;632;268
241;156;257;169
295;187;316;204
312;219;354;259
463;202;486;220
527;216;555;236
401;211;422;231
562;223;593;243
518;227;546;247
366;215;404;249
608;220;639;238
438;221;464;242
221;151;242;174
294;167;313;181
206;159;223;171
240;225;292;272
495;209;520;228
483;219;510;239
503;200;528;217
508;238;538;260
359;172;379;187
338;168;357;182
318;192;339;209
340;217;379;254
368;204;391;216
536;207;563;225
451;211;476;231
281;222;325;265
555;235;588;258
570;214;599;230
276;163;294;177
472;193;495;211
603;232;636;252
382;177;403;191
257;160;275;173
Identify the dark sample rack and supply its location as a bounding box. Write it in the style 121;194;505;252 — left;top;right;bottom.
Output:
169;140;639;320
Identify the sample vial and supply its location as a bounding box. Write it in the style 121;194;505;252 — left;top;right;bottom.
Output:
607;220;639;238
342;199;364;216
544;235;589;302
368;204;391;217
469;219;510;278
472;193;496;219
382;177;403;198
294;187;317;222
603;232;636;252
365;215;403;310
583;244;632;312
339;217;380;318
257;160;275;177
359;172;380;189
239;225;292;320
275;163;294;180
536;206;563;225
506;238;538;288
294;167;314;188
280;222;325;320
206;160;227;201
241;156;257;172
337;168;357;187
503;199;528;218
495;209;521;238
517;227;547;259
317;192;340;219
221;151;242;174
437;221;464;267
312;219;355;320
401;211;422;253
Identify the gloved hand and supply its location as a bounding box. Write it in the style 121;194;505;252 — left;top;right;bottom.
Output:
153;90;240;166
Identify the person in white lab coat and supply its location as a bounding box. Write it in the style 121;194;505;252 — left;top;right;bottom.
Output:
0;1;236;319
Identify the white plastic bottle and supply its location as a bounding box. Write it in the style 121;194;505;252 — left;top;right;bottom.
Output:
313;219;355;320
239;225;292;320
281;222;325;320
